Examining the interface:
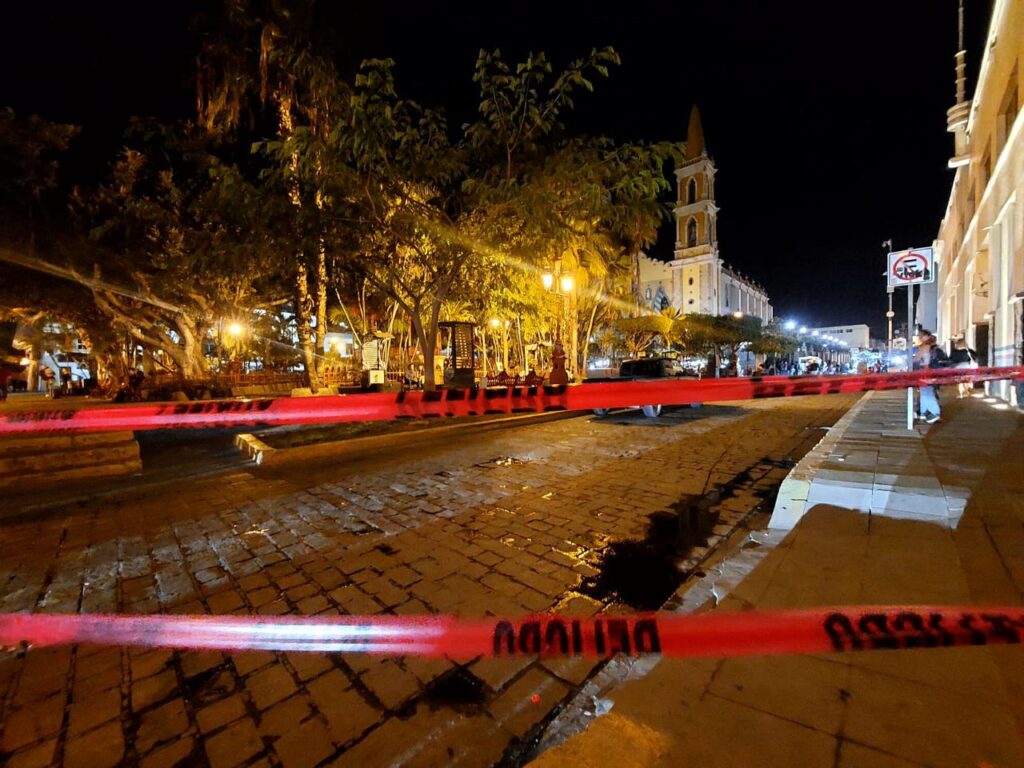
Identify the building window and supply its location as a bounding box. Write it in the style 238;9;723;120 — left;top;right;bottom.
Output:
687;178;697;205
686;218;698;248
996;66;1019;158
980;146;991;193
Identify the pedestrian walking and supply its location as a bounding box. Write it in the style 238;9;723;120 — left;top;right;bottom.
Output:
40;365;57;398
913;330;947;424
949;337;978;399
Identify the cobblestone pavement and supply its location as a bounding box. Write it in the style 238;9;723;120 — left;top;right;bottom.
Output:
0;395;857;768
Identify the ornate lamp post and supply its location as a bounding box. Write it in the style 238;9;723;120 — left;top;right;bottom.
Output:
541;267;575;383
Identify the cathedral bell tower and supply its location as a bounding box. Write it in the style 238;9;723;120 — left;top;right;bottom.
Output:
671;105;721;314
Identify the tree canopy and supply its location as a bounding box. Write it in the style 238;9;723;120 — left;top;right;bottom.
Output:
0;4;691;390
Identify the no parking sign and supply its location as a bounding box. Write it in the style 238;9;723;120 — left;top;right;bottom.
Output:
887;247;934;287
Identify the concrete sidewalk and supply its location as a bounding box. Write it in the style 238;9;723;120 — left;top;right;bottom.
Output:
532;391;1024;767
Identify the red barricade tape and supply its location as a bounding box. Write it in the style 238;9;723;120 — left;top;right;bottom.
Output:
2;608;1023;658
2;367;1021;435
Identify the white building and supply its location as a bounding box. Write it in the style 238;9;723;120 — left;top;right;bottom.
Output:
808;324;871;351
935;0;1023;403
637;106;773;325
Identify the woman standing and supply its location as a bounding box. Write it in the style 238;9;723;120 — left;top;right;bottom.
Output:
913;331;944;424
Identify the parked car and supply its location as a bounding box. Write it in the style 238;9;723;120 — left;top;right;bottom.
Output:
589;357;695;418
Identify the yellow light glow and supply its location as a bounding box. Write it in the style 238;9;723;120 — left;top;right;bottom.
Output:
560;274;574;293
490;318;501;328
226;322;244;337
19;356;30;366
732;311;744;319
542;272;554;290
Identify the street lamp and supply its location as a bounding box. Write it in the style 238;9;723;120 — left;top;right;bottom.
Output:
559;274;574;294
226;321;244;338
541;272;554;291
799;326;808;334
732;311;744;320
784;320;796;331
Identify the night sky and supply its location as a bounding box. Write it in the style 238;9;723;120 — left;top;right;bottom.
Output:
0;1;994;336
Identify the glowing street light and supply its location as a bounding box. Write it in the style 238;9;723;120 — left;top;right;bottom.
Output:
226;321;244;337
490;317;501;329
732;311;744;319
784;320;797;331
559;274;574;294
799;326;808;334
541;272;554;291
812;330;820;337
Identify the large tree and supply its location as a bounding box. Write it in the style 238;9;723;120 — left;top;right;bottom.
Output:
76;122;288;380
273;47;679;389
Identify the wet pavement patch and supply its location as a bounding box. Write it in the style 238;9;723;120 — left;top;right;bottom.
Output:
419;667;488;711
184;666;235;705
475;456;529;469
578;455;793;610
578;494;719;610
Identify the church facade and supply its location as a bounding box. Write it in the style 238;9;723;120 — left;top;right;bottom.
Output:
637;106;773;325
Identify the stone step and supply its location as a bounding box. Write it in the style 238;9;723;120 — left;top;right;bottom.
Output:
0;430;131;458
0;459;142;489
0;430;142;489
0;440;140;475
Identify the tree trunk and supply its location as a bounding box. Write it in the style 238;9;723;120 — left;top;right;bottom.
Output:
516;315;525;371
315;243;328;377
581;296;600;380
428;298;445;387
174;316;209;381
296;263;320;392
411;311;436;391
568;289;578;380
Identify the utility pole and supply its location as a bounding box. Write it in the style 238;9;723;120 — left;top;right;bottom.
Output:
883;239;895;368
907;281;915;429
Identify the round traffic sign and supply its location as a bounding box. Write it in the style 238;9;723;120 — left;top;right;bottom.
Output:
891;252;928;283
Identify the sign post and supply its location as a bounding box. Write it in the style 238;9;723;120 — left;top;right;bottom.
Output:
887;247;935;430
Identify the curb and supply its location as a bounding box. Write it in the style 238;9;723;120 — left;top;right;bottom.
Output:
767;391;876;530
234;410;584;468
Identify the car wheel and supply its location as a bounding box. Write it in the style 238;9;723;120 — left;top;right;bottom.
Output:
593;408;610;416
641;405;662;418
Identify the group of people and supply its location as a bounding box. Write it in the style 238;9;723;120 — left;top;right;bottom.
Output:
0;364;60;402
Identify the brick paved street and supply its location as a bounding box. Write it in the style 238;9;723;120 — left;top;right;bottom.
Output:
0;395;856;767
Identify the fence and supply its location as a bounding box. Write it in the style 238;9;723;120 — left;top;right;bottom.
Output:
145;368;362;393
